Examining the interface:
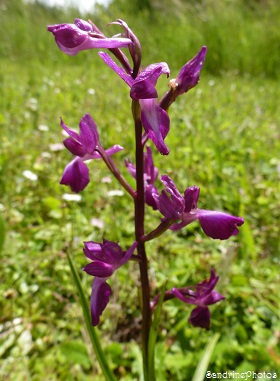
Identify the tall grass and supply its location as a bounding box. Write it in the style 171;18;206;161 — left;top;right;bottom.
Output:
105;0;280;77
1;0;280;77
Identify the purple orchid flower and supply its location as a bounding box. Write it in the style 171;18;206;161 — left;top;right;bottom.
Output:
175;46;207;95
172;269;225;329
125;146;159;209
160;46;207;110
47;18;132;56
99;51;170;155
60;113;123;192
154;175;244;240
83;240;138;326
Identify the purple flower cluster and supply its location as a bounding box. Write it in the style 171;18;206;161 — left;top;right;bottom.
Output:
48;18;244;330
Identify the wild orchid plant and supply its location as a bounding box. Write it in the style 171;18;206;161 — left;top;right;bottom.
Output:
48;18;244;380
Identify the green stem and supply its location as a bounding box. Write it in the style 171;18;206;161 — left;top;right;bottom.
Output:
66;250;117;381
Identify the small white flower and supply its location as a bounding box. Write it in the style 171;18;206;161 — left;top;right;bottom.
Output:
91;218;104;229
41;152;52;159
38;124;49;132
62;194;82;202
107;190;124;197
88;88;95;95
22;170;38;181
101;176;112;183
49;143;64;151
26;97;38;111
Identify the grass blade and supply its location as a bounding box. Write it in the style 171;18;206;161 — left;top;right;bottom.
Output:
66;250;117;381
0;213;5;253
191;333;220;381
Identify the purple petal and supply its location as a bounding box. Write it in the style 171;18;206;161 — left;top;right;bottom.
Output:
160;175;182;200
102;241;124;265
63;138;86;157
125;160;136;179
136;63;170;86
84;240;121;266
79;114;99;153
183;186;200;212
90;278;111;326
198;210;244;240
176;46;207;95
196;268;219;294
131;63;170;100
144;146;158;184
156;191;183;219
104;144;124;156
83;262;114;277
112;19;142;70
60;117;80;142
159;176;186;217
172;288;196;305
188;306;211;329
201;290;225;306
130;79;158;100
48;22;132;56
98;52;133;86
83;241;102;260
145;185;159;210
74;18;93;32
140;99;170;155
60;158;89;192
119;241;138;266
47;23;86;51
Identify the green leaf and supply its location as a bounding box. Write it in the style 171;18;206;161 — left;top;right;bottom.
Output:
59;341;91;369
191;333;220;381
66;250;117;381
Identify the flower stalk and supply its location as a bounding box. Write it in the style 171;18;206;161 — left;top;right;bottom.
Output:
132;99;152;377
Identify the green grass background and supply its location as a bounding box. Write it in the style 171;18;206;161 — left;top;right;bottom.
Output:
0;0;279;379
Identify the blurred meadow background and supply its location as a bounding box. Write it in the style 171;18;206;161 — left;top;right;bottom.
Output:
0;0;280;379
